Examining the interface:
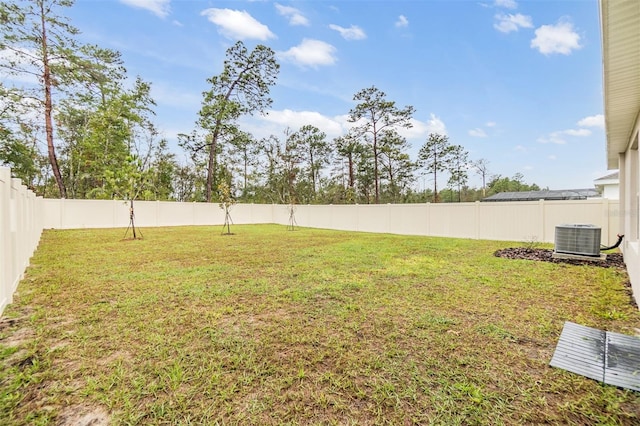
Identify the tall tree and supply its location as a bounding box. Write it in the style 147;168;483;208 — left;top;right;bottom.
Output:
145;139;176;201
172;161;207;202
486;173;541;195
226;130;260;199
333;130;363;203
0;84;43;188
446;144;469;202
56;75;158;199
355;142;375;204
418;133;454;203
280;128;304;204
290;124;330;198
473;158;490;198
378;129;415;203
197;41;279;202
0;0;97;197
0;122;42;188
254;134;283;203
348;86;415;203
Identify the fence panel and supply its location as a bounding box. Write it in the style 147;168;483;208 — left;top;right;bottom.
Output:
0;168;11;315
40;198;621;244
1;187;624;316
0;167;43;316
477;201;542;242
388;204;429;236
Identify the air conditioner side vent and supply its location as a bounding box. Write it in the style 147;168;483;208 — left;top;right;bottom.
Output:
554;224;601;257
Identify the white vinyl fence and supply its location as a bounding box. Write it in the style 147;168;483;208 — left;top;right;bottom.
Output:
288;199;621;245
42;197;620;246
0;167;43;316
1;164;624;315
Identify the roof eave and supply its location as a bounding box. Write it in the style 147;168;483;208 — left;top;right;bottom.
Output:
601;0;640;169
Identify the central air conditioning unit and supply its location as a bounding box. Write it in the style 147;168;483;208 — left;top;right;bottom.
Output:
554;224;601;256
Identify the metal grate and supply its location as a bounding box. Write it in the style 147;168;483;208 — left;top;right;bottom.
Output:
554;224;601;256
550;322;640;392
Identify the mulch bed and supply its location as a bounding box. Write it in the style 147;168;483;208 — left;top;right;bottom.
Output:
494;247;626;269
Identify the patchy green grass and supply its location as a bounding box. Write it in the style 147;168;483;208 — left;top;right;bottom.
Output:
1;224;639;425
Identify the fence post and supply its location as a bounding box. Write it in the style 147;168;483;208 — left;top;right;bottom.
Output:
0;170;45;316
0;167;11;312
475;201;480;240
539;199;546;242
11;179;25;291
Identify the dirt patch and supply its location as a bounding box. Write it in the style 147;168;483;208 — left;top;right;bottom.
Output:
56;404;110;426
1;326;35;347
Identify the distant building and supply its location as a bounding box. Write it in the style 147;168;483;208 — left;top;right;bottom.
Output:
482;189;599;202
593;171;619;200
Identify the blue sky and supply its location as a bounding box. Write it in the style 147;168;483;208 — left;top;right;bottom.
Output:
65;0;608;190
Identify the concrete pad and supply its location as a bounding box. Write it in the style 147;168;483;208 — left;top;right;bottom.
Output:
552;252;607;262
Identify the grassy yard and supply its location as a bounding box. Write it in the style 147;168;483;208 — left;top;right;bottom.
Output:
1;224;639;425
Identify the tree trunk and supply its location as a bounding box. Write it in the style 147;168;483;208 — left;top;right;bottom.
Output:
347;154;354;191
243;151;248;191
205;80;238;202
41;3;66;198
205;132;218;202
373;139;379;204
482;173;486;198
433;167;439;203
309;150;316;195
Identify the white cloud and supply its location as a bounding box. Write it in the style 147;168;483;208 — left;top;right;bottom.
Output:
537;115;602;145
120;0;170;18
548;155;557;160
564;128;591;137
538;127;591;144
469;128;488;138
531;20;581;55
245;111;447;146
151;83;201;109
329;24;366;41
486;121;496;127
395;15;409;28
275;3;309;26
495;0;517;9
425;113;447;136
242;109;346;140
0;48;40;85
264;110;345;135
494;13;533;33
577;114;604;129
200;9;275;41
395;118;429;140
278;39;337;68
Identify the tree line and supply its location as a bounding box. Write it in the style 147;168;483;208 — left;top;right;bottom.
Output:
0;0;541;205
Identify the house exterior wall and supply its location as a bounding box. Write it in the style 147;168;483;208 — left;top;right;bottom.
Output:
599;0;640;308
603;184;620;199
619;123;640;302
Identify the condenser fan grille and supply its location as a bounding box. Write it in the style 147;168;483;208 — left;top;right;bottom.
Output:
554;224;601;256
